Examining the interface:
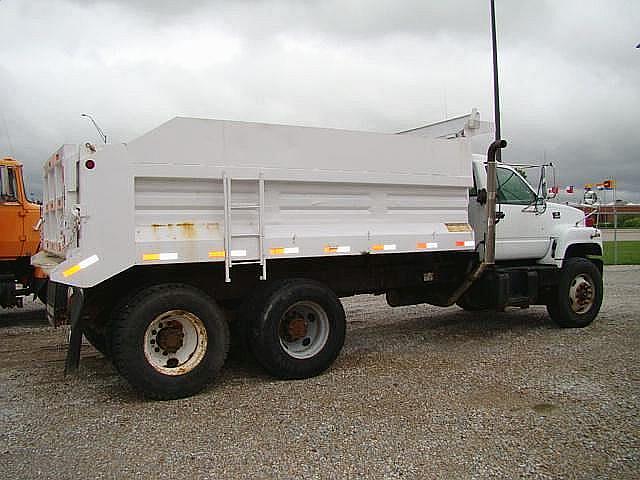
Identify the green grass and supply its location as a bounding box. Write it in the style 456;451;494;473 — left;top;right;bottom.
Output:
603;241;640;265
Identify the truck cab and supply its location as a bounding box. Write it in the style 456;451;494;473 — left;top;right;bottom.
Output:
0;157;45;308
469;156;602;265
0;158;40;259
456;154;603;316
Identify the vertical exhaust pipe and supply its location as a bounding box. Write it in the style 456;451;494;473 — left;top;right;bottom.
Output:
445;138;506;306
485;139;507;265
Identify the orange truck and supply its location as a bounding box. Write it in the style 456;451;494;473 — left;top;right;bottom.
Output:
0;156;47;307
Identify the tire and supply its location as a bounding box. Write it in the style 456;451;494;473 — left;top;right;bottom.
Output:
88;283;157;359
547;258;603;328
83;323;109;357
247;279;346;380
35;279;48;305
110;284;230;400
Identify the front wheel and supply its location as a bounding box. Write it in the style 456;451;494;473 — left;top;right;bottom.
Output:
547;258;603;328
110;284;229;400
247;279;346;379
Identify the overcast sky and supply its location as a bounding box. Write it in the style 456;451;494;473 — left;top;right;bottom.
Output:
1;0;639;202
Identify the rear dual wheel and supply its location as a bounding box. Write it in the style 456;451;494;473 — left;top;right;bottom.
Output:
110;284;229;400
246;279;346;379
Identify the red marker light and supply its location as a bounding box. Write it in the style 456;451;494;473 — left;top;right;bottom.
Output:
85;159;96;169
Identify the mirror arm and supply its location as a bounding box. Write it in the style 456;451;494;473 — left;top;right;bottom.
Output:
476;188;488;205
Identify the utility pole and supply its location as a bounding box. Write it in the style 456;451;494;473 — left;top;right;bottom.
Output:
613;179;618;265
490;0;502;162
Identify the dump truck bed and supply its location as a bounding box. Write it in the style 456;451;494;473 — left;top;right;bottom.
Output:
37;117;476;287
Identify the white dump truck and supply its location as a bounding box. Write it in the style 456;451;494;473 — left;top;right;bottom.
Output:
33;111;603;399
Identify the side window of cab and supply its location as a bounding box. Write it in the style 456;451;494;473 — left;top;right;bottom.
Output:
496;167;536;205
0;166;19;203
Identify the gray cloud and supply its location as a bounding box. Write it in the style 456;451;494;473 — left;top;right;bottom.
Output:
1;0;639;202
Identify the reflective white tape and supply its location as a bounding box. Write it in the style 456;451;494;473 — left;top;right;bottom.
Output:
383;244;397;251
426;242;438;249
336;246;351;253
230;249;247;257
464;240;475;247
78;254;99;269
63;254;100;277
143;252;178;261
283;247;300;254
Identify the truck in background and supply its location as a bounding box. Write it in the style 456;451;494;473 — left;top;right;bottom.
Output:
33;112;603;400
0;157;48;308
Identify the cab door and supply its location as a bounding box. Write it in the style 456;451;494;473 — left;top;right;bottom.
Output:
0;164;25;259
494;166;551;260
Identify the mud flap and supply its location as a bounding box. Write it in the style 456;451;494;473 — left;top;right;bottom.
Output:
46;281;70;326
64;288;85;375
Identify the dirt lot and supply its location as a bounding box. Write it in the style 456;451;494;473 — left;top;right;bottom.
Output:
1;266;639;479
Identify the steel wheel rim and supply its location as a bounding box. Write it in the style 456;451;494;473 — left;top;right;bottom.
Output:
278;301;329;359
143;310;208;375
568;273;596;314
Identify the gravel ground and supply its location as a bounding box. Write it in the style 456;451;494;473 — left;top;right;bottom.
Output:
1;266;638;479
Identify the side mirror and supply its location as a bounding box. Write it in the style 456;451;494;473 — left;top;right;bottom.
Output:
540;164;558;200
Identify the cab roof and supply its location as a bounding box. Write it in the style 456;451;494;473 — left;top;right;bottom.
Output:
1;157;22;167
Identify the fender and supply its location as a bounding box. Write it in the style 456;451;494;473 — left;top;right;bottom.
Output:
538;226;602;268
